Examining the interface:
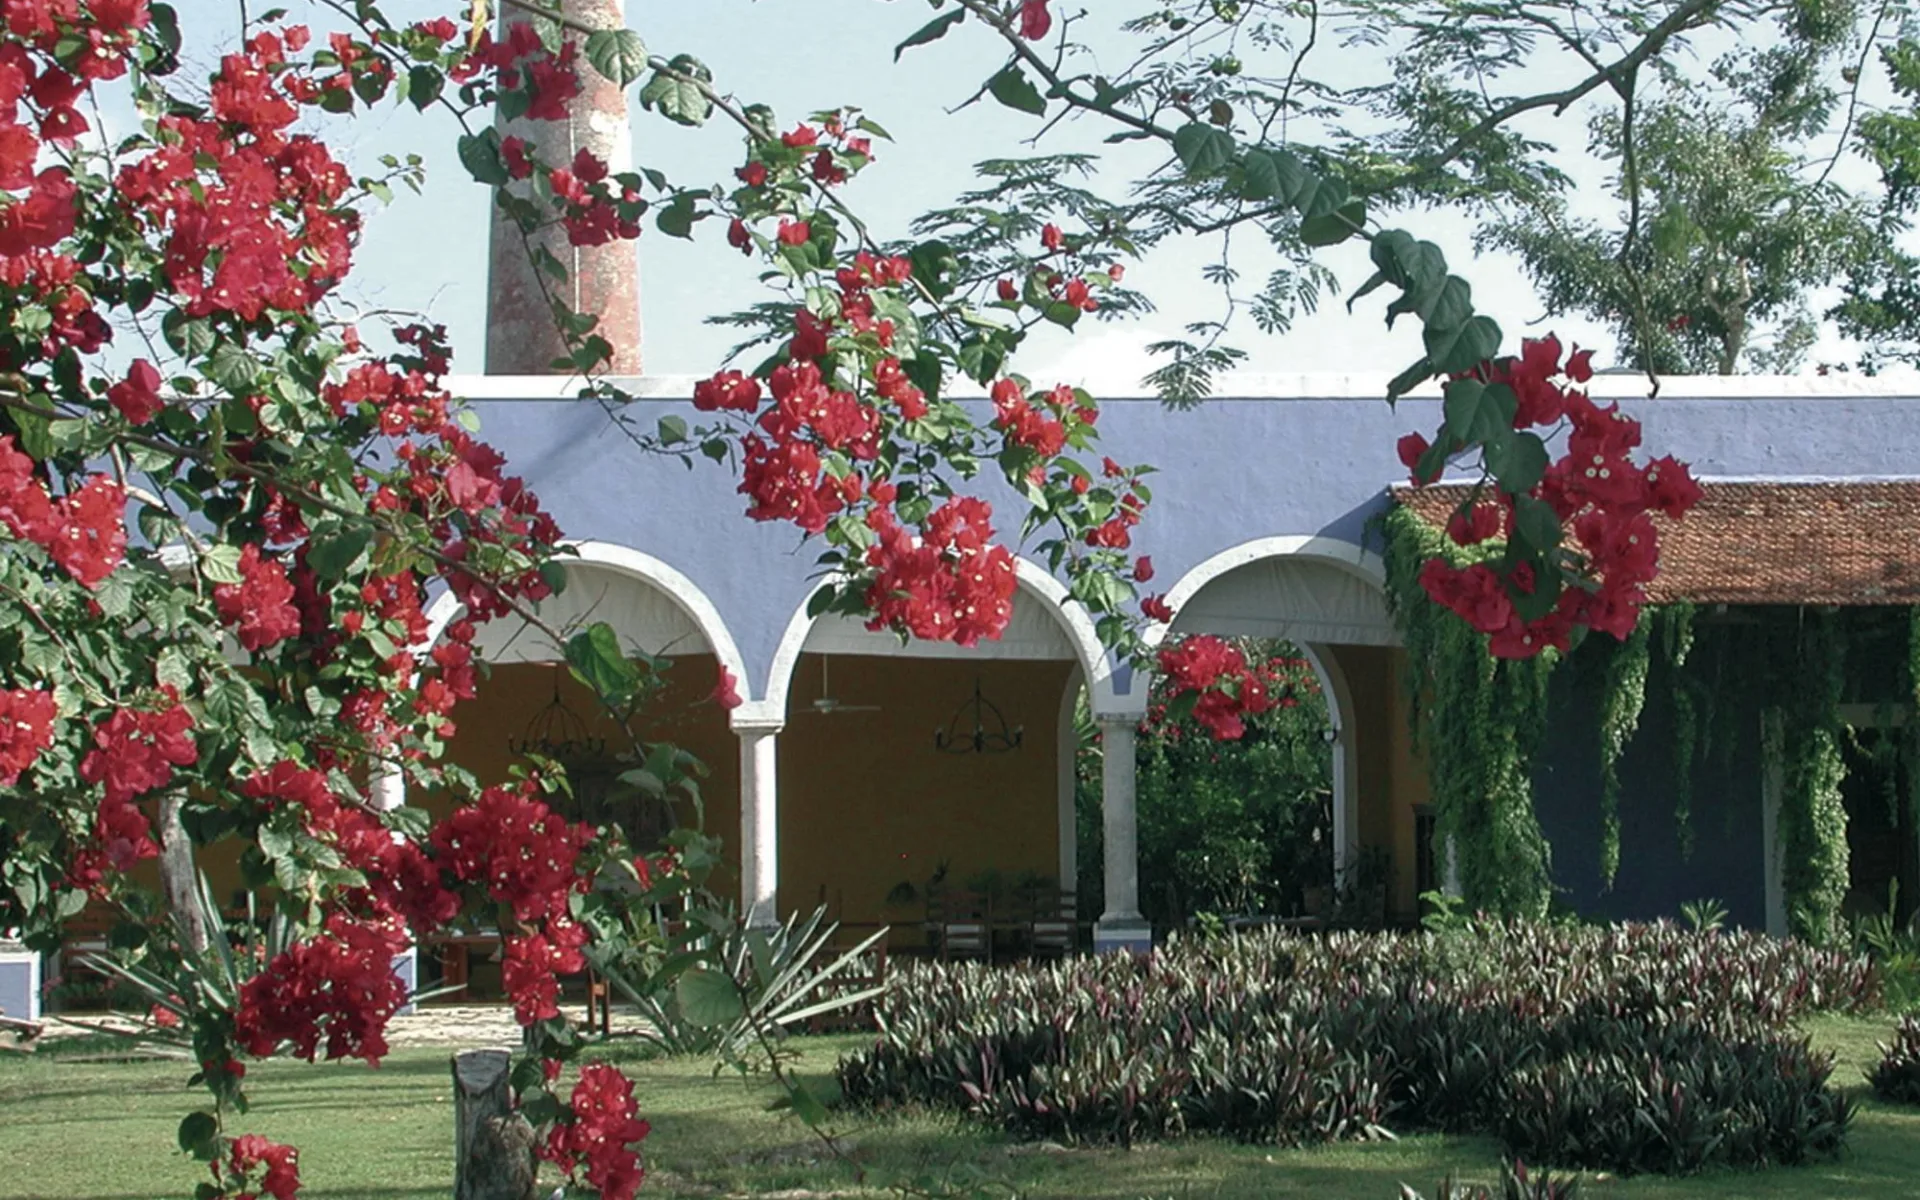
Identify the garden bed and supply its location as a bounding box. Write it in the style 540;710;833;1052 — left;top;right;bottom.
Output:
837;921;1880;1176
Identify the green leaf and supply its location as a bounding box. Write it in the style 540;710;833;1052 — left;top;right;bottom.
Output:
156;646;193;692
1425;314;1503;376
1512;494;1563;557
178;1111;219;1160
406;64;443;111
94;571;134;619
584;28;648;86
204;343;261;393
1441;379;1516;448
987;65;1045;116
657;415;687;444
895;9;964;59
1173;122;1235;174
306;524;372;579
456;129;508;186
675;967;743;1026
656;197;697;239
638;55;714;126
199;544;244;585
1299;200;1365;246
787;1080;830;1126
566;622;642;707
1486;430;1549;494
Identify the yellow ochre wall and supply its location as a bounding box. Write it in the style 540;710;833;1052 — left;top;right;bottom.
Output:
1325;643;1431;922
437;656;743;882
777;653;1074;939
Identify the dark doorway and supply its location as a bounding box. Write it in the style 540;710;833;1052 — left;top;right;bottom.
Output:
1840;728;1918;926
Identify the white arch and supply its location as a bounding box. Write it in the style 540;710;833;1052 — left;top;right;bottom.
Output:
1145;535;1393;653
1138;535;1390;878
757;556;1119;721
421;540;750;696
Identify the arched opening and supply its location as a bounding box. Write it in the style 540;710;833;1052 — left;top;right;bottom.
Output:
767;565;1106;950
1078;639;1340;929
425;547;747;995
1151;537;1423;925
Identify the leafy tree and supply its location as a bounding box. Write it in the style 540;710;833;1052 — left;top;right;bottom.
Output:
1478;4;1883;375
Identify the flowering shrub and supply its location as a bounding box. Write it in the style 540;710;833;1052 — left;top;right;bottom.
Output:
1396;338;1703;658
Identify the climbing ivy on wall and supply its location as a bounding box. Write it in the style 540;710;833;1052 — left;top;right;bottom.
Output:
1772;609;1851;944
1597;618;1651;887
1659;603;1699;859
1381;506;1554;917
1383;504;1916;935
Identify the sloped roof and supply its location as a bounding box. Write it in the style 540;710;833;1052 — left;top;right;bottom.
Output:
1391;481;1920;606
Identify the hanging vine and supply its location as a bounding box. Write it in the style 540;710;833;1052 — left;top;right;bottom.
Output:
1597;618;1652;887
1661;602;1698;859
1777;609;1851;944
1381;506;1554;917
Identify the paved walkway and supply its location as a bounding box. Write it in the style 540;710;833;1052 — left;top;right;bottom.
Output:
32;1003;622;1050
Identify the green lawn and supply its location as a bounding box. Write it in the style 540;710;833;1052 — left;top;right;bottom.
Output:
1;1015;1915;1199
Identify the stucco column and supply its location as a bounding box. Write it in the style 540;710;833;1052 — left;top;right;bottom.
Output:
734;716;783;930
371;763;417;1011
1094;713;1151;953
485;0;642;375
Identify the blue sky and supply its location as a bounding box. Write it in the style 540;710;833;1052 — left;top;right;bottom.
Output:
160;1;1871;386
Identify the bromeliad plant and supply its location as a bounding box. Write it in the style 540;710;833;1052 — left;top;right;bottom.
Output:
837;921;1872;1172
1869;1014;1920;1105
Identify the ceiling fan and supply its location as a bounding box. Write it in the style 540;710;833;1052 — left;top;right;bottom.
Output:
806;655;881;716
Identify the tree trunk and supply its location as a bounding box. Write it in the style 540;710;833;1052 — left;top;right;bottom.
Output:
452;1048;539;1200
157;793;208;956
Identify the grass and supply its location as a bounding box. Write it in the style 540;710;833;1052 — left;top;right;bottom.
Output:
0;1015;1915;1199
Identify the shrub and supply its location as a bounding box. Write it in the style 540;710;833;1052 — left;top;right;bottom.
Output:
838;921;1874;1174
1399;1160;1577;1199
1869;1014;1920;1105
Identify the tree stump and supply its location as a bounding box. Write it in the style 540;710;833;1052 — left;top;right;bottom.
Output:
452;1048;539;1200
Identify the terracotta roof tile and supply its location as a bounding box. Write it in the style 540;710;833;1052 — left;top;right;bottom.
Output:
1391;480;1920;606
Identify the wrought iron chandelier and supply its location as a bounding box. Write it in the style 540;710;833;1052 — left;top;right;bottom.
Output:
509;666;607;763
934;676;1023;755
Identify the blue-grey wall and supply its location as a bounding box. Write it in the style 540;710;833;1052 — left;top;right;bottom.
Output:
464;383;1920;703
1532;644;1768;928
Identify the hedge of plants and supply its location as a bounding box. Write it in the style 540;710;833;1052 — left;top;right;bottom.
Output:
1870;1014;1920;1105
836;922;1877;1175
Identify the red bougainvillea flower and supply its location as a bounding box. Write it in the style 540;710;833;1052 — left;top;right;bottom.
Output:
712;667;743;710
1141;594;1174;623
1157;635;1274;740
0;686;57;786
227;1133;300;1200
213;544;302;651
541;1062;651;1200
1133;556;1154;582
1041;222;1063;252
1404;335;1702;658
1019;0;1052;41
78;694;197;805
107;359;163;424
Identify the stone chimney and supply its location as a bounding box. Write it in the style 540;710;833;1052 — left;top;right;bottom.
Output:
484;0;642;375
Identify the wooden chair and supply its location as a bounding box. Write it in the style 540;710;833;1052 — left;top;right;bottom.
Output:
1025;887;1080;958
928;888;992;962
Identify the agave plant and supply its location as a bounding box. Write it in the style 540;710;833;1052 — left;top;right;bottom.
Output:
1399;1160;1578;1199
72;874;297;1053
596;903;888;1058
